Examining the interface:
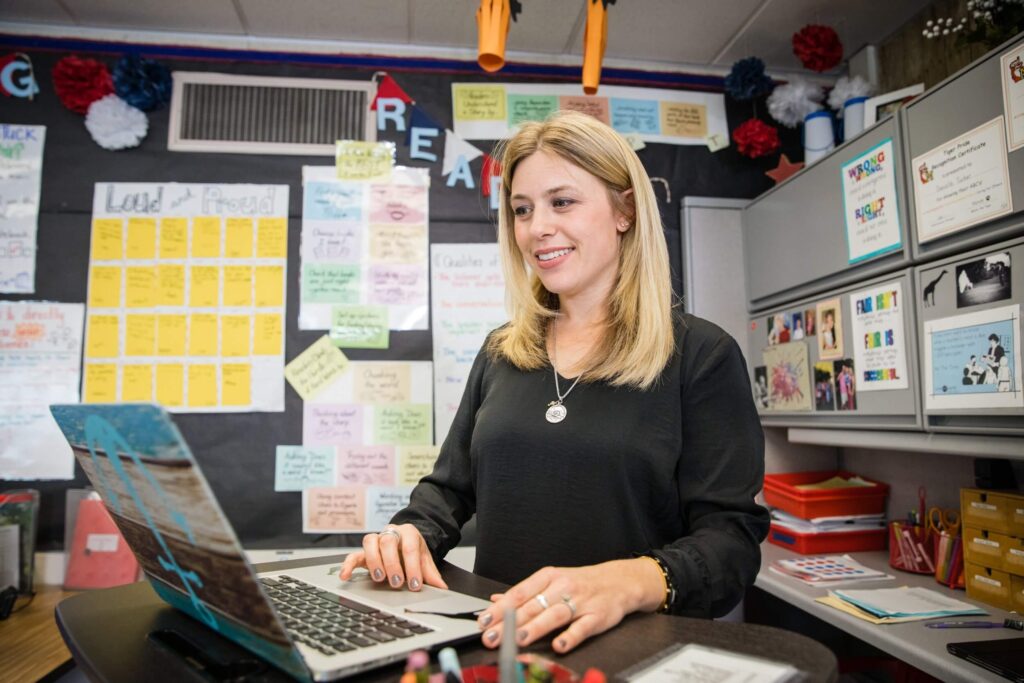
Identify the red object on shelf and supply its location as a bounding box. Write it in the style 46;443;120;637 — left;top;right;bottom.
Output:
763;470;889;519
63;498;139;590
768;523;887;554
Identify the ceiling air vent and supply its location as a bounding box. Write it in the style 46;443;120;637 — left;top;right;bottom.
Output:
168;71;376;155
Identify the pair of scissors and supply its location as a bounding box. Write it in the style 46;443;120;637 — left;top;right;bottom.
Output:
928;506;961;537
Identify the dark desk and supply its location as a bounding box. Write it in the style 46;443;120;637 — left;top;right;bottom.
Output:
57;555;838;682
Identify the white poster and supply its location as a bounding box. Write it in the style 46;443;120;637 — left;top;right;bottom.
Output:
849;281;909;392
0;124;45;293
924;304;1022;410
299;166;429;331
1000;42;1024;151
0;301;84;480
84;182;289;412
912;117;1013;244
430;243;507;444
841;139;902;264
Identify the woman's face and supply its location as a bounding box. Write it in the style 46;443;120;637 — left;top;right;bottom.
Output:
509;150;627;305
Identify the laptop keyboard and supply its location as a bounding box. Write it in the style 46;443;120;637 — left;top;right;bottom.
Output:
260;575;434;656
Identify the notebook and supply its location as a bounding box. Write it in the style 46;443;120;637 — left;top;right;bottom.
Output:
50;403;491;681
947;638;1024;683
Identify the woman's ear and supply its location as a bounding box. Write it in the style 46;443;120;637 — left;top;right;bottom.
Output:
617;188;635;233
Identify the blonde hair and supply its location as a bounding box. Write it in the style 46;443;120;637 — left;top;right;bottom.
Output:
487;110;674;389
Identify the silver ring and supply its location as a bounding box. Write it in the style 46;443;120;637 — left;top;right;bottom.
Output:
561;593;576;620
378;528;401;542
534;593;550;610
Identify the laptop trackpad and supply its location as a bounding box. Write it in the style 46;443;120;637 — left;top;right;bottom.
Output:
352;575;492;615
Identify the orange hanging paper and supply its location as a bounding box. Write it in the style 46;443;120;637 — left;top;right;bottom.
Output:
582;0;609;95
477;0;511;72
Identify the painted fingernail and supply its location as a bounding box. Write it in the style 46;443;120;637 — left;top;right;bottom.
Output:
372;568;384;581
517;629;528;644
390;574;402;587
485;630;498;643
478;613;493;628
409;577;421;590
556;638;567;650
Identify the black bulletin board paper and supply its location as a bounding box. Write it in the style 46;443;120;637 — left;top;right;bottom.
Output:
0;46;794;550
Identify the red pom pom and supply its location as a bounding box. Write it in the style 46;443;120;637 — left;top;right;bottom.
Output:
792;24;843;73
732;118;780;159
52;56;114;114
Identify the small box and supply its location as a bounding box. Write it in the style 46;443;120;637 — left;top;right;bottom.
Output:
998;492;1024;537
763;471;889;520
993;531;1024;576
767;523;887;555
1012;574;1024;613
965;561;1013;611
961;489;1012;534
963;525;1006;571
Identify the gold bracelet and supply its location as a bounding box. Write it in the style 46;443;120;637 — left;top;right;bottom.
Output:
639;554;674;613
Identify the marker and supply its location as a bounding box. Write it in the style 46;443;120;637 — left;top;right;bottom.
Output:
581;668;606;683
498;608;517;683
438;647;464;683
925;620;1007;629
407;650;430;683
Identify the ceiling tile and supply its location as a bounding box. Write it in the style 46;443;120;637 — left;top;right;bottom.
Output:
412;0;581;55
62;0;245;34
0;0;75;24
239;0;409;43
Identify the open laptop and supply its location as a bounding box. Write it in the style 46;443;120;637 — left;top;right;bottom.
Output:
50;403;491;681
947;637;1024;683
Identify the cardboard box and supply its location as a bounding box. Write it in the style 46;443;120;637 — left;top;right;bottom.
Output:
965;560;1013;612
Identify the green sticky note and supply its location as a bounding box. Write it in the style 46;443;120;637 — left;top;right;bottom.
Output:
329;305;390;349
302;264;360;304
374;404;432;445
508;95;559;127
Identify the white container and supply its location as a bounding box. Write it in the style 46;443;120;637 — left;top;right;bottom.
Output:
803;111;834;165
843;96;868;141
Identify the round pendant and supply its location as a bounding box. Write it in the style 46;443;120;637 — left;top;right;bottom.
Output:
545;403;567;424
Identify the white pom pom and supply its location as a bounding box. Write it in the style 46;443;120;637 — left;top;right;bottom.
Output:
827;75;875;113
767;77;825;128
85;94;148;150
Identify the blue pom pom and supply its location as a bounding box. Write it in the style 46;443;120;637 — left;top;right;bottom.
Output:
724;57;774;101
112;54;172;112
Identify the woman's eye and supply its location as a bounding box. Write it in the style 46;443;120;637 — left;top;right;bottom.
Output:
552;198;574;209
513;205;531;217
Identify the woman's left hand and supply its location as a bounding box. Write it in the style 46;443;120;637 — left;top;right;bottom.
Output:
474;558;666;654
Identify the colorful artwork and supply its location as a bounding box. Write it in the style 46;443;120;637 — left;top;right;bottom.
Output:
763;342;812;412
813;361;835;411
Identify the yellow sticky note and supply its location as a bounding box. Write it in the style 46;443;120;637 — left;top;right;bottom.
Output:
284;335;349;401
189;266;219;307
121;365;154;402
126;217;157;259
453;84;507;121
187;364;218;407
253;313;283;356
192;216;222;257
257;217;287;258
156;364;184;406
88;266;122;308
157;314;187;356
91;218;124;260
660;101;707;138
124;314;156;356
83;364;117;402
225;217;254;258
223;266;253;307
222;363;252;406
159;217;188;258
86;315;119;358
398;445;441;485
157;265;185;306
254;265;284;307
188;314;218;356
221;315;251;357
335;141;395;181
125;266;157;308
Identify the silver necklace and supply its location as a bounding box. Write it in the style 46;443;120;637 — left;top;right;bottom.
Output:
546;323;586;424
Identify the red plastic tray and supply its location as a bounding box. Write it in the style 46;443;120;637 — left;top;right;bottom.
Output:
768;522;888;554
764;470;889;519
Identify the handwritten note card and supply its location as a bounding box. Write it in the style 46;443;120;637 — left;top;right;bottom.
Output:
335;141;395;181
284;335;350;401
329;305;389;349
275;445;336;491
0;124;45;293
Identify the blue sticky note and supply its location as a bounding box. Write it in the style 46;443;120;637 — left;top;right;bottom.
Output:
275;445;336;491
304;181;363;222
610;98;660;135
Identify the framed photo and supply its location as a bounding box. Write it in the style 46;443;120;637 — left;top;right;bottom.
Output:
863;84;925;127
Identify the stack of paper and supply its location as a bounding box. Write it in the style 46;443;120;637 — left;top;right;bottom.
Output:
769;554;893;585
770;508;887;534
817;586;987;624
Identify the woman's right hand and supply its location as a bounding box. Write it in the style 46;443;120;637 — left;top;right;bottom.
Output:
338;523;447;592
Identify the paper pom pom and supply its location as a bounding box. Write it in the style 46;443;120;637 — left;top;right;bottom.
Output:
52;55;114;114
732;118;780;159
85;95;148;150
724;57;775;101
767;77;824;128
793;24;843;73
112;54;172;112
827;75;874;112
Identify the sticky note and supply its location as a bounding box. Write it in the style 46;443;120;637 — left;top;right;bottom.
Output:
329;305;389;349
303;487;365;532
398;445;440;485
335;141;395;181
304;181;364;222
354;363;411;403
125;266;157;308
189;266;219;307
368;184;427;224
660;101;707;138
705;132;729;153
88;266;122;308
365;486;413;531
369;224;427;264
91;218;124;260
188;314;218;356
121;365;154;402
508;94;559;127
610;98;660;135
275;445;336;491
156;265;185;306
126;217;157;259
303;404;363;444
156;314;187;356
83;364;117;402
222;363;251;406
191;216;221;257
453;84;507;121
368;264;424;306
223;266;253;307
224;217;254;258
559;95;610;124
221;315;251;357
124;314;156;356
156;364;184;406
302;264;360;304
253;313;282;356
374;404;432;445
86;315;119;358
257;217;287;258
337;446;395;486
159;217;188;258
187;364;218;407
284;336;349;401
254;266;284;307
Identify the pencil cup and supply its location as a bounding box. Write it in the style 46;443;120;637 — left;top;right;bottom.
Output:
888;522;934;574
933;530;965;590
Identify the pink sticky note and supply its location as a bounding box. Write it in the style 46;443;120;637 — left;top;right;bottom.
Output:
304;404;364;445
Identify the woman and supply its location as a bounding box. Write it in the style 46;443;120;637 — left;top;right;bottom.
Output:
340;111;768;653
